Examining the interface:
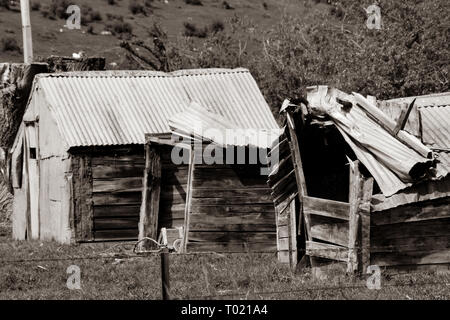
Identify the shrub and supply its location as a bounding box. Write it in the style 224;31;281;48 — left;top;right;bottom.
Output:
106;13;124;22
129;0;146;15
48;0;70;19
210;21;225;34
185;0;203;6
1;37;20;52
106;21;134;35
106;0;116;5
183;22;208;38
81;5;103;25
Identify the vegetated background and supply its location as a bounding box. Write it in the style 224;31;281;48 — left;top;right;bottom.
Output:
0;0;448;116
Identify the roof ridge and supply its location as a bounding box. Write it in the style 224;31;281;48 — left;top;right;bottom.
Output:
35;68;250;79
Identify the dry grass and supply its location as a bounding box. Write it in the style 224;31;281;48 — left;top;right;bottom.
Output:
0;239;449;300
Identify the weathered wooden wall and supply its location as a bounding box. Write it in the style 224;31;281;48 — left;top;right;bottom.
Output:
158;147;188;230
186;163;276;253
71;147;145;242
371;197;450;270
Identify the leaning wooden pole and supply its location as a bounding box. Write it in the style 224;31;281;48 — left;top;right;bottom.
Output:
138;140;162;252
20;0;33;63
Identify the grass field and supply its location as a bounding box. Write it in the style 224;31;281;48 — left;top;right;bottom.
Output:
1;238;449;300
0;0;319;68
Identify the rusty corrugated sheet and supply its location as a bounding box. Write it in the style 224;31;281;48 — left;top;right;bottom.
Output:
169;102;282;149
35;68;279;148
419;105;450;150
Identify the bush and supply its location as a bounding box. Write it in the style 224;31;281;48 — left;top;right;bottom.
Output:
106;21;133;35
81;5;103;25
185;0;203;6
1;37;20;52
210;21;225;34
106;0;116;5
129;0;146;15
48;0;70;19
183;22;208;38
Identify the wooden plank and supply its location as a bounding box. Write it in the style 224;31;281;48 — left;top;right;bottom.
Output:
278;225;289;238
79;156;93;241
192;188;272;199
360;177;373;274
371;248;450;267
91;164;144;179
286;111;309;267
92;192;141;206
138;144;161;251
94;229;138;241
94;217;139;230
189;223;275;232
371;199;450;226
94;205;141;217
289;199;297;267
371;235;450;254
303;196;350;221
191;195;273;205
93;177;143;193
190;213;275;226
91;155;144;166
393;100;416;135
310;221;349;247
187;241;277;253
348;160;361;273
183;147;195;253
306;241;348;262
190;204;275;215
188;231;276;243
372;218;450;241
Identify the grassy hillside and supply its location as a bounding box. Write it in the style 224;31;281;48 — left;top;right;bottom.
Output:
0;0;321;68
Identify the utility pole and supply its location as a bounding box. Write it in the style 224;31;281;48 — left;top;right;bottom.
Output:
20;0;33;63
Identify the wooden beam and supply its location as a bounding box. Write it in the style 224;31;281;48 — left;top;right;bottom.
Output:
359;177;373;273
347;160;361;273
306;241;348;262
182;147;195;253
393;99;416;135
138;143;162;251
303;196;350;221
286;111;309;266
353;93;432;158
289;199;297;268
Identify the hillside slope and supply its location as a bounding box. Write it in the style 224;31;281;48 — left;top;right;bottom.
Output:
0;0;323;68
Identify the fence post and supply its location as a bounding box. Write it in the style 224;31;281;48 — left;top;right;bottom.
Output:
161;248;170;300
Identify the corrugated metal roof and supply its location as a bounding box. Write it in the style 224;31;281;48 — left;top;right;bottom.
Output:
307;86;444;197
32;68;279;148
169;102;282;149
419;105;450;150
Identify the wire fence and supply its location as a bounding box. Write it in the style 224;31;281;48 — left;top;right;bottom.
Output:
1;241;449;300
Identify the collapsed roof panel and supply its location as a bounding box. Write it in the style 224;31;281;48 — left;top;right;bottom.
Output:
306;86;447;197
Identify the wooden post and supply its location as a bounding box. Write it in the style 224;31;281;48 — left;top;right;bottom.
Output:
160;248;170;300
393;99;416;136
20;0;33;63
348;160;373;273
182;147;195;253
348;160;361;273
286;111;311;267
138;141;161;251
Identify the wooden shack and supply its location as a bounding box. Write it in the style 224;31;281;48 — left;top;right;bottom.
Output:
9;68;281;248
269;87;450;272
